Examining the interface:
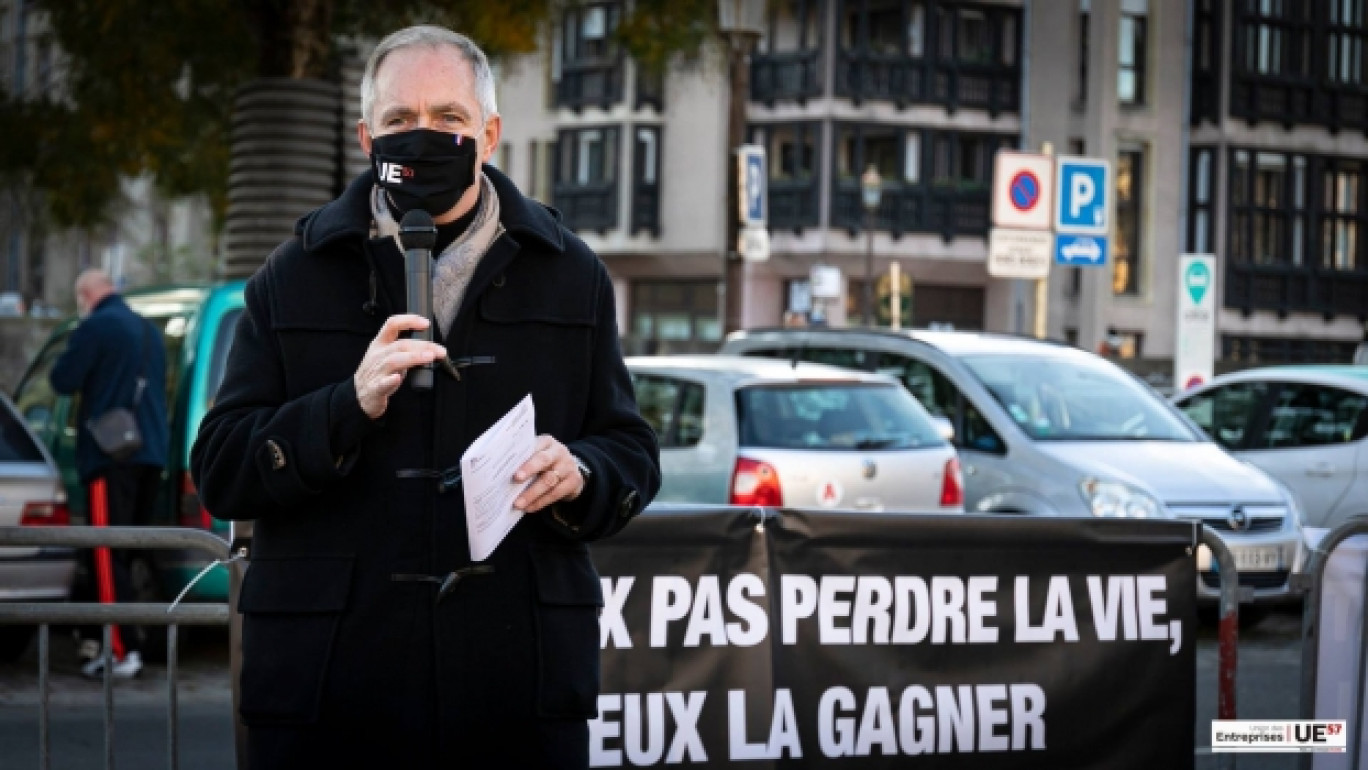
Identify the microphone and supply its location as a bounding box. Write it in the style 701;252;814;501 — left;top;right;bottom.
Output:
398;209;438;391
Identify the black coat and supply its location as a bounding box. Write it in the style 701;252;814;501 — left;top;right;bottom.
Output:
50;293;169;481
190;167;661;769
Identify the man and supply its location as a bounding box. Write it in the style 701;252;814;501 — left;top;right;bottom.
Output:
51;268;169;679
191;26;660;769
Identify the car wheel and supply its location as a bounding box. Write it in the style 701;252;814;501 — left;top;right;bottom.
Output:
130;557;169;663
0;625;35;663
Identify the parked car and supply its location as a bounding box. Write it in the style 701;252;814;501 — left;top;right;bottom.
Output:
721;329;1306;605
12;282;246;614
0;391;76;662
628;355;964;512
1174;366;1368;532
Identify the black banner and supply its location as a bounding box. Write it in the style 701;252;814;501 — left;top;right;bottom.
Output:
589;509;1197;769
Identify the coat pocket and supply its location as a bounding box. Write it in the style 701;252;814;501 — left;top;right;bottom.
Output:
236;555;354;726
529;542;604;719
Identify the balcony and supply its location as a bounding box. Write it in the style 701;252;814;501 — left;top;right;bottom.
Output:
830;182;989;240
1225;262;1368;319
555;62;624;111
834;53;1018;115
768;180;820;232
751;51;823;105
554;182;618;234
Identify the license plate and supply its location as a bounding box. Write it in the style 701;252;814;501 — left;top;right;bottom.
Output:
1223;546;1283;572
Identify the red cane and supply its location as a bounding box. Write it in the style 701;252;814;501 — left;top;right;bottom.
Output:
89;478;127;661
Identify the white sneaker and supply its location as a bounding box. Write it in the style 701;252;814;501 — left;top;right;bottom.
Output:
81;651;143;679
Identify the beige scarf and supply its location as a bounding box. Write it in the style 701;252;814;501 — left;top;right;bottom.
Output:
372;174;503;337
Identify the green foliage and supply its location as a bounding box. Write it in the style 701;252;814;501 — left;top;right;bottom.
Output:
6;0;721;230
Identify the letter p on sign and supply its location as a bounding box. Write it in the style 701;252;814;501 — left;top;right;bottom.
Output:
1070;175;1094;218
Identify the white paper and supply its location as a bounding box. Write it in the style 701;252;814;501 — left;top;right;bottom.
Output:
461;394;537;561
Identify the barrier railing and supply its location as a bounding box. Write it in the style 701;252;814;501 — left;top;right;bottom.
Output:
0;526;243;770
1299;516;1368;770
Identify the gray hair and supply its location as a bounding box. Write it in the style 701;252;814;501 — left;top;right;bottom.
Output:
360;26;498;126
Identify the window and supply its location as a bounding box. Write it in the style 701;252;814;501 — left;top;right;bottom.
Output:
1230;149;1297;267
1177;382;1269;449
1240;0;1311;78
1322;162;1361;271
1189;148;1214;253
553;127;620;232
204;309;242;411
931;133;993;189
631;126;660;236
1328;0;1366;85
554;2;623;108
957;9;992;64
759;0;822;54
1113;148;1145;295
0;401;43;463
1223;336;1361;364
736;384;945;450
631;281;721;346
12;333;70;448
1258;383;1368;448
751;123;820;230
630;374;706;448
1118;0;1148;105
871;354;1004;453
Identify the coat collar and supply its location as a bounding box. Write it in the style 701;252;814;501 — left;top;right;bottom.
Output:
296;164;565;255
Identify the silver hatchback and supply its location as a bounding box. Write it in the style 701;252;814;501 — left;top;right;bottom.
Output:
722;330;1306;605
628;356;964;513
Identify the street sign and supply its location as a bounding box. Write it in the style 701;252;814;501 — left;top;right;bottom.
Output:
810;265;842;299
1055;156;1111;235
738;225;770;262
1055;234;1109;267
738;144;767;227
1175;254;1217;392
988;228;1053;279
992;151;1055;230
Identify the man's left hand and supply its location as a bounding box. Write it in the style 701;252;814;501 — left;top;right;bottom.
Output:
513;435;584;513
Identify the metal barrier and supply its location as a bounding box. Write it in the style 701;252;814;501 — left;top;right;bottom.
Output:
2;518;1246;770
1299;517;1368;770
0;525;243;770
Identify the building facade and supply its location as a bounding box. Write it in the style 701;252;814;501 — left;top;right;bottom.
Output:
499;0;1367;369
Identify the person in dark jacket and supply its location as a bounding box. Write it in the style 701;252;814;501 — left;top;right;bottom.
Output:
190;25;660;770
51;268;169;678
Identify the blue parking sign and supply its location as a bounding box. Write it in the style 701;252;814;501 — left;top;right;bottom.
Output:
1055;234;1109;267
739;145;767;227
1055;157;1110;235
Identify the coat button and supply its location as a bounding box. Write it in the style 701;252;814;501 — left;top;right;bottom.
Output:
618;490;639;518
266;440;287;471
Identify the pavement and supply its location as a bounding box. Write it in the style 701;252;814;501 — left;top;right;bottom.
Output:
0;607;1312;769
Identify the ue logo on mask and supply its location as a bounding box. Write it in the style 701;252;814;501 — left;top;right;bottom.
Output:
379;163;414;184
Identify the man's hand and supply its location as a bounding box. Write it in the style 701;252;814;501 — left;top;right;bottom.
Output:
354;314;446;419
513;435;585;513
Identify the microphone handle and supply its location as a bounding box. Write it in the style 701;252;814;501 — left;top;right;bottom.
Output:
404;246;435;390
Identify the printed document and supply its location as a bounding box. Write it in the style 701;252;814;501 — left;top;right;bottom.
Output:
461;394;536;561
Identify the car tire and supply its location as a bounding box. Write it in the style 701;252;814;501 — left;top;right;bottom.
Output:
130;556;170;663
0;625;35;663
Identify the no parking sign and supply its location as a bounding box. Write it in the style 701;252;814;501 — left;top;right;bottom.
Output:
992;151;1054;231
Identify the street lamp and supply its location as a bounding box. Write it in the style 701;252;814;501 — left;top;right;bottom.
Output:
719;0;766;336
860;164;882;327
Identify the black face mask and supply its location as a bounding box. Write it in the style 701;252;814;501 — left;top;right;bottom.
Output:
369;128;478;217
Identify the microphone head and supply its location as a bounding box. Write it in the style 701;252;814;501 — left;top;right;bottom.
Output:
398;209;438;251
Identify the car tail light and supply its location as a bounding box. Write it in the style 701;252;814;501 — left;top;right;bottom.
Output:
180;472;213;529
940;457;964;507
730;458;783;507
21;500;71;526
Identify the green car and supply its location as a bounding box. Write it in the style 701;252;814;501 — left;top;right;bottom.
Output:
12;282;246;605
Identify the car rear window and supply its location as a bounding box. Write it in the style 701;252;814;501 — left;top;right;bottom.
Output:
204;308;243;410
0;402;46;463
735;383;944;451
